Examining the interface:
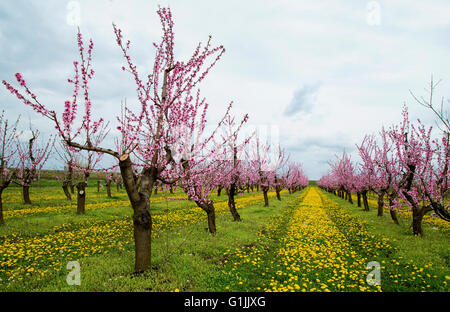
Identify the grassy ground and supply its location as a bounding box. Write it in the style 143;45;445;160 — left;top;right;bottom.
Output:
325;191;449;291
0;181;448;292
0;180;294;291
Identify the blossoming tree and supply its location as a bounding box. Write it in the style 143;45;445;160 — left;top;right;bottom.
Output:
0;112;20;224
16;127;54;204
216;110;250;221
3;7;226;271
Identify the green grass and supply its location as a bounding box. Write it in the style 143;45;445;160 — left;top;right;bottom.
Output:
321;191;449;292
202;190;307;292
1;189;300;291
1;180;448;292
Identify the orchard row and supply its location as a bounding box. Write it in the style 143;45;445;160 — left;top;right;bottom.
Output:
0;6;307;273
318;102;449;236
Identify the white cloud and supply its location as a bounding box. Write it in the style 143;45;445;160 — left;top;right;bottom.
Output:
1;0;449;179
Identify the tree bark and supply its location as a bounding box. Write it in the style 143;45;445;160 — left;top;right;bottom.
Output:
217;185;222;197
207;207;216;234
228;183;241;222
262;187;269;207
388;198;400;225
276;186;281;201
67;163;74;194
377;193;384;217
23;185;31;204
347;191;353;204
76;182;86;215
106;180;112;197
132;199;152;272
62;182;72;200
195;200;217;233
412;208;425;236
390;209;399;225
119;154;153;272
362;191;369;211
357;192;361;207
0;191;3;225
97;180;101;192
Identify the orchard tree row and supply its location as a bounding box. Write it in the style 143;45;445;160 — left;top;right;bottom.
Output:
318;85;449;236
1;7;308;273
0;112;126;211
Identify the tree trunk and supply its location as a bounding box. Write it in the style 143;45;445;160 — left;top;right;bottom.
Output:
357;192;361;207
347;191;353;204
207;207;216;234
97;180;101;192
106;180;112;197
276;186;281;201
196;201;217;234
76;182;86;215
217;186;222;197
390;209;399;225
62;182;72;200
132;199;152;272
362;191;369;211
344;192;348;200
412;208;425;236
262;187;269;207
23;185;31;204
388;198;399;225
119;154;153;272
70;184;75;194
377;193;384;217
0;191;3;225
228;184;241;221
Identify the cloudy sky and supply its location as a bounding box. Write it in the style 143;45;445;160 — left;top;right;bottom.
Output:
1;0;449;179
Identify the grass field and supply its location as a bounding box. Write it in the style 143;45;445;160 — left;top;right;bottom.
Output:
0;181;448;292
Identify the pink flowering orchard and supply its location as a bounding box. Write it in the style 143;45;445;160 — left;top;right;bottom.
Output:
0;112;20;224
54;140;78;200
282;162;308;194
319;98;449;236
16;127;54;205
176;101;236;234
3;7;228;272
247;137;287;207
216;110;250;222
388;106;449;235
